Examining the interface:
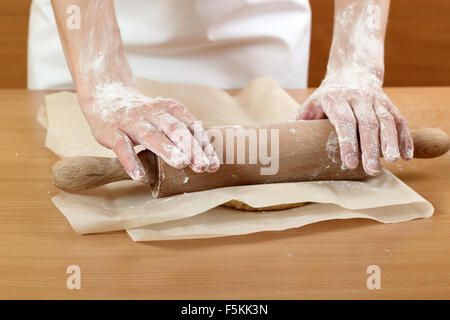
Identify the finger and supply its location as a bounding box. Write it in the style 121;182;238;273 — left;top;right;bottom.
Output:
110;130;146;181
374;100;400;162
191;121;220;172
124;120;190;169
385;103;414;160
295;98;326;120
148;111;210;173
350;97;381;176
322;97;359;169
161;100;220;173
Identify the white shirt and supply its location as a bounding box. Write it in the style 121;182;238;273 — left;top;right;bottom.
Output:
28;0;311;90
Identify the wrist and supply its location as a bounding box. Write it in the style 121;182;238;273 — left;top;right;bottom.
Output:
74;43;134;100
326;0;388;88
77;80;138;112
323;53;385;90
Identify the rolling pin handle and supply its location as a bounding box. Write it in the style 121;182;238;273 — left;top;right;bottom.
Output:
411;128;450;159
52;150;157;192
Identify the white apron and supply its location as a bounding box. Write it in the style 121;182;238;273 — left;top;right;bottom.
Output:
28;0;311;90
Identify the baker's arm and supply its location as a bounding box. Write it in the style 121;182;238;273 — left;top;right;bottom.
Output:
51;0;219;180
295;0;413;176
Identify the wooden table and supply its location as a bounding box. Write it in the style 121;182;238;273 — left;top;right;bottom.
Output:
0;88;449;299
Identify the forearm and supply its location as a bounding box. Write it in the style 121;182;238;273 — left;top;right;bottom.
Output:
51;1;219;178
295;0;413;175
51;0;134;99
326;0;391;87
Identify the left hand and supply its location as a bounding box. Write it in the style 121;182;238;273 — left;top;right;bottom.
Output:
294;76;414;176
295;0;414;176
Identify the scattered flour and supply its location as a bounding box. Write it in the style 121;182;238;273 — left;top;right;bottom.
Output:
326;132;340;164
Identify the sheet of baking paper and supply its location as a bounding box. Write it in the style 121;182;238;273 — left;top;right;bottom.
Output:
126;202;432;241
41;77;434;240
51;169;433;235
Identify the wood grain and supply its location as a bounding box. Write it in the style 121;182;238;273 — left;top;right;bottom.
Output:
0;0;31;88
51;125;448;194
308;0;450;87
1;0;450;88
0;88;448;299
52;150;158;192
53;121;369;195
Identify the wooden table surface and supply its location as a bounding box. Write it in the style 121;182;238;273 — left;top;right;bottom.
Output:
0;88;449;299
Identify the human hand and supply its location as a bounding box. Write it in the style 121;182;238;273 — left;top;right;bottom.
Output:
295;75;413;176
79;82;220;181
295;0;413;176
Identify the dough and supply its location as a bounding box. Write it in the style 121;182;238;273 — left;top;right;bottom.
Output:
223;200;309;211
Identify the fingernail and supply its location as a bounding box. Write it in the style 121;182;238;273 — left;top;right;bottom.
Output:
195;155;211;172
201;144;220;172
385;146;400;162
132;167;145;181
173;153;190;168
401;148;414;160
191;164;208;173
365;158;381;176
206;156;220;172
345;153;359;169
206;148;221;171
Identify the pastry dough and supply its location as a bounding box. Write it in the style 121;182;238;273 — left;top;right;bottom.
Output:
223;200;308;211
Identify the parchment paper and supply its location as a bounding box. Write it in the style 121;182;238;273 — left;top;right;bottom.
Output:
40;77;434;241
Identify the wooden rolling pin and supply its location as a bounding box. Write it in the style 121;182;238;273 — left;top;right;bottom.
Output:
52;120;449;198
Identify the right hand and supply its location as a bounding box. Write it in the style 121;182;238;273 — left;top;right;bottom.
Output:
79;83;220;181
